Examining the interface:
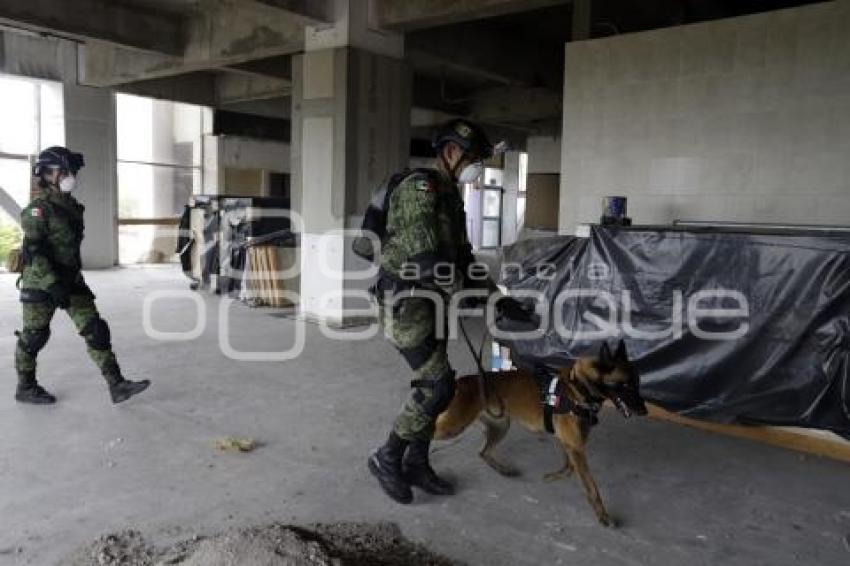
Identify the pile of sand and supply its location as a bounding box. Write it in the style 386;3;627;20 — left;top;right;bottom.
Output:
66;522;462;566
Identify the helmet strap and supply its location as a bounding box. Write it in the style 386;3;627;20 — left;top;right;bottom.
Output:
41;167;63;191
439;145;466;182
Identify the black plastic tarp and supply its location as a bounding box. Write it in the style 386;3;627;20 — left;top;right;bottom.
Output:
498;226;850;438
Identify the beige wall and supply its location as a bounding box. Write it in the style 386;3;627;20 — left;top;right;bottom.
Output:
560;1;850;233
525;174;560;230
224;167;265;197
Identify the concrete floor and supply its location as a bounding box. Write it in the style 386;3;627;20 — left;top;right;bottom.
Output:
1;267;848;566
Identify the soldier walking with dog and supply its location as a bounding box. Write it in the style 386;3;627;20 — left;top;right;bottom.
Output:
13;146;150;405
365;119;533;504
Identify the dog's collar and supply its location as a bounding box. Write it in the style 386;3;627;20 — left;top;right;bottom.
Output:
542;374;601;434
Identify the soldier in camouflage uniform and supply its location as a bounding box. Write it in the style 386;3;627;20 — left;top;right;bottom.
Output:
367;119;496;504
14;146;150;405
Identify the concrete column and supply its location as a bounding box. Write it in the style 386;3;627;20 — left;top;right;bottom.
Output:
61;44;118;268
292;9;410;324
202;135;223;195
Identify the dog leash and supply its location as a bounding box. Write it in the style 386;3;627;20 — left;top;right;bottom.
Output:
458;317;505;419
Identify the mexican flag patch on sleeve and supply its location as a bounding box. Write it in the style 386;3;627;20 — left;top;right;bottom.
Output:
415;178;434;192
31;207;42;218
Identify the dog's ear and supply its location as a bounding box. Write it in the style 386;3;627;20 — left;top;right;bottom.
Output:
614;339;628;362
599;342;613;365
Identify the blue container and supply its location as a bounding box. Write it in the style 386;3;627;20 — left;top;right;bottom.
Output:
602;196;627;219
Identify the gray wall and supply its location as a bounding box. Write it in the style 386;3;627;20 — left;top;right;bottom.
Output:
559;1;850;233
220;136;290;173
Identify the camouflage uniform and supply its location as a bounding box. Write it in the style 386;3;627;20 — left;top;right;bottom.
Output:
377;168;475;442
15;188;121;382
368;119;495;504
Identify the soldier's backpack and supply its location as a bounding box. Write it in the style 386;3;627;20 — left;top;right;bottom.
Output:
352;168;434;262
6;247;23;273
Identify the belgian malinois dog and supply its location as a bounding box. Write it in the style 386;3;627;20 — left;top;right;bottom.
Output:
434;340;647;527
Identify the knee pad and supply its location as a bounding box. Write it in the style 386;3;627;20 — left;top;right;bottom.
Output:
412;370;457;417
15;328;50;356
81;317;111;351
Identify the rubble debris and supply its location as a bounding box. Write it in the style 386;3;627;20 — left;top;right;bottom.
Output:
65;522;463;566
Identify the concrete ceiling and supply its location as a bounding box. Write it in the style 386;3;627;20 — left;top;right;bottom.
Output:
402;0;829;133
0;0;831;137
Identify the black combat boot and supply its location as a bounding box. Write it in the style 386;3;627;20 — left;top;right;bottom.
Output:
15;372;56;405
403;439;455;495
104;365;150;404
108;379;151;404
368;432;413;504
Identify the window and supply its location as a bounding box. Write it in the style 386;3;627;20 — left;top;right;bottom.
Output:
0;74;64;263
116;94;211;264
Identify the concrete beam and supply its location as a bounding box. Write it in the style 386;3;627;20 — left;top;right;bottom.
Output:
0;0;184;55
115;73;218;107
113;71;289;108
468;86;562;128
407;50;519;87
376;0;572;31
216;72;291;104
252;0;333;24
183;0;305;62
411;74;472;115
220;97;291;120
406;25;562;90
81;0;306;87
411;80;561;138
226;55;293;80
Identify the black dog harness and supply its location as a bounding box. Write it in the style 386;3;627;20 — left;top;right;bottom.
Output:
539;367;602;433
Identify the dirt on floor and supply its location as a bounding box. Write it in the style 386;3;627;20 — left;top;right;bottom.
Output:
64;522;463;566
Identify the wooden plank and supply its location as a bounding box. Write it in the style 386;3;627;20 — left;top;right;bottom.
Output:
118;218;180;226
266;246;282;307
264;247;276;306
251;246;265;305
254;245;270;306
246;247;258;303
262;246;277;307
647;404;850;464
259;246;273;306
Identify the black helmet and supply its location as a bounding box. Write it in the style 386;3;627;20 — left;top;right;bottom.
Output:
33;146;85;176
431;119;494;160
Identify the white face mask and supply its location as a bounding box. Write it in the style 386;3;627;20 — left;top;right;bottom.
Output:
59;175;77;193
457;162;483;184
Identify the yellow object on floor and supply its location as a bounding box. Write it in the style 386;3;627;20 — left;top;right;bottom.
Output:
214;437;258;453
